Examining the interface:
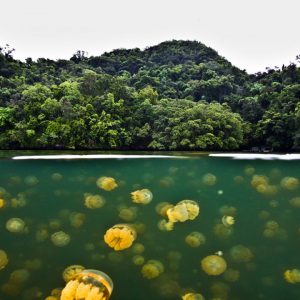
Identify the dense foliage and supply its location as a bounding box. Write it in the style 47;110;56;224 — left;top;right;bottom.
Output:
0;41;299;150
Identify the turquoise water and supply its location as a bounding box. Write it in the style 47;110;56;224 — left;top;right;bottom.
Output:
0;153;300;300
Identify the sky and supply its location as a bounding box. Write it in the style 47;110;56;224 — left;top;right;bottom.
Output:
1;0;299;74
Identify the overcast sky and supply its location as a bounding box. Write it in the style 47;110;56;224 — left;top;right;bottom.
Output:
1;0;299;73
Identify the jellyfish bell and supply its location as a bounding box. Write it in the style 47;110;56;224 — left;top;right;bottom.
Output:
51;231;71;247
167;200;199;223
223;268;240;282
284;269;300;283
157;219;174;231
185;232;206;247
202;173;217;186
141;260;164;279
131;189;153;204
69;212;86;228
0;198;5;209
280;177;299;191
104;224;136;251
201;255;227;276
96;177;118;191
6;218;26;234
222;215;235;227
218;205;237;216
84;193;105;209
0;249;8;270
61;269;113;300
155;202;174;217
51;173;63;181
213;223;233;240
289;197;300;208
9;268;30;284
182;292;205;300
229;245;253;263
63;265;85;282
118;206;137;222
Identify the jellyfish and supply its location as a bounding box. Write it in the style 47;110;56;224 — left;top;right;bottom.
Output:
185;232;206;247
218;205;237;216
24;175;39;186
280;177;299;190
51;173;63;181
10;193;27;208
159;176;175;188
104;224;136;251
9;269;30;284
84;193;105;209
131;243;145;254
182;292;205;300
0;250;8;270
6;218;26;234
35;227;49;242
118;206;137;222
49;218;62;230
96;177;118;191
23;258;42;271
202;173;217;186
63;265;85;282
69;212;86;228
141;260;164;279
210;281;230;299
155;202;174;217
284;269;300;283
213;223;233;240
60;269;113;300
132;255;145;266
201;255;227;276
131;189;153;204
223;268;240;282
229;245;253;263
0;198;5;209
222;215;235;227
244;166;255;176
45;296;58;300
289;197;300;208
157;219;174;231
51;231;71;247
166;200;199;223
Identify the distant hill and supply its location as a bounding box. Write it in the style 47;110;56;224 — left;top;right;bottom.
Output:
0;40;299;151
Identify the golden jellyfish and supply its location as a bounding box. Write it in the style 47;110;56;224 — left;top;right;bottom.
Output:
284;269;300;283
131;188;153;204
6;217;26;233
104;224;136;251
24;175;39;186
0;250;8;270
244;166;255;176
51;231;71;247
132;255;145;266
96;176;118;191
61;269;113;300
84;193;105;209
166;200;199;223
210;281;230;299
202;173;217;186
63;265;85;282
118;206;137;222
10;193;27;208
223;268;240;282
258;210;270;220
182;292;205;300
51;172;63;181
229;245;253;263
233;175;244;184
157;219;174;231
45;297;58;300
222;215;235;227
280;176;299;190
49;218;62;230
218;205;237;216
155;202;174;217
201;255;227;276
0;198;5;209
159;176;175;188
185;232;206;247
35;227;49;242
141;260;164;279
69;212;86;228
213;223;233;240
9;268;30;284
23;258;42;271
131;243;145;254
289;197;300;208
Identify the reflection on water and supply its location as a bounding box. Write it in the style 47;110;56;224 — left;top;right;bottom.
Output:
0;154;300;300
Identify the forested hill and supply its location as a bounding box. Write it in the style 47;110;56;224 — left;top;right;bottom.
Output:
0;40;299;151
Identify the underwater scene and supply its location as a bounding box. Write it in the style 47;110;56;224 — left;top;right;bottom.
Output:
0;153;300;300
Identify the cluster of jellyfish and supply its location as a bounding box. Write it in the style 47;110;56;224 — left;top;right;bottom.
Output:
1;163;300;300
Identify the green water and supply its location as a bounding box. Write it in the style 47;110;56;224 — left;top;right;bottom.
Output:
0;154;300;300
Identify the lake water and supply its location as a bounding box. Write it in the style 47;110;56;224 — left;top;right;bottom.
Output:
0;152;300;300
